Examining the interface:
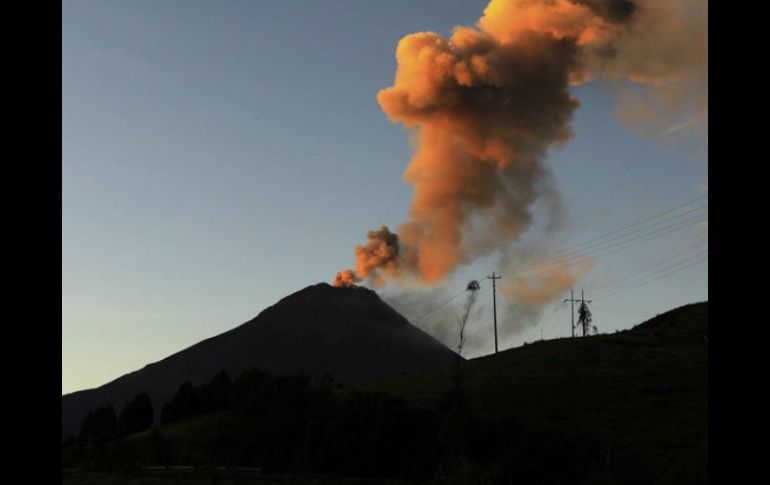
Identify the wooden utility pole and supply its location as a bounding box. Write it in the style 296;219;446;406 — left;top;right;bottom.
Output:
487;272;502;353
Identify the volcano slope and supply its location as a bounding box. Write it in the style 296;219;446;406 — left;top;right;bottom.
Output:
62;283;458;441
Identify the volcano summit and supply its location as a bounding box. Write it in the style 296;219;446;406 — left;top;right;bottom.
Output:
62;283;458;440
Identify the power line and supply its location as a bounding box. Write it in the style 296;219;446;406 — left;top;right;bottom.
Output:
411;287;473;324
593;250;708;299
589;238;708;294
507;196;707;273
539;302;568;340
563;289;580;338
402;196;707;343
594;246;708;297
510;207;707;277
553;196;706;252
590;303;653;317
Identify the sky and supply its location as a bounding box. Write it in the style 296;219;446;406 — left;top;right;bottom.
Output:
62;0;707;394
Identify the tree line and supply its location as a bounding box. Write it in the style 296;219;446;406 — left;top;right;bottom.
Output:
77;392;153;444
64;367;605;483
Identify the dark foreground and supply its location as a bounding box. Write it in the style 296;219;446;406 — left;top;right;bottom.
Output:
63;302;707;484
63;469;410;485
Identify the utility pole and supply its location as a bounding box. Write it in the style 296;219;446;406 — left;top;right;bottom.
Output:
563;289;579;338
487;272;502;354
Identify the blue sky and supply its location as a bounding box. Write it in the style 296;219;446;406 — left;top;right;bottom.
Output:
62;0;707;394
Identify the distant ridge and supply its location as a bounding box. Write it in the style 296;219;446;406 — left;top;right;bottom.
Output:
61;283;459;440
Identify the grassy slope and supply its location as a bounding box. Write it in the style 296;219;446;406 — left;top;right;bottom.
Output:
360;301;708;482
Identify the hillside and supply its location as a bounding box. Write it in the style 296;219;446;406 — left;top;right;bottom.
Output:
361;301;709;483
62;283;458;440
95;302;707;484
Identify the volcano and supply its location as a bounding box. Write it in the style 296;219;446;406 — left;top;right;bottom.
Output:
62;283;459;440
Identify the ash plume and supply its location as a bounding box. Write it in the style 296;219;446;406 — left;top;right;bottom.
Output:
499;247;594;339
354;226;400;284
333;269;359;288
382;286;476;353
336;0;707;300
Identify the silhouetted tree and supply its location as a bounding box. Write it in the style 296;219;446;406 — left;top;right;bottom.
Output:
109;439;140;471
454;280;480;390
458;280;481;357
230;368;270;405
160;371;234;425
78;404;117;444
148;426;171;466
115;365;603;482
578;301;592;337
160;402;173;426
161;381;201;425
437;389;477;473
117;393;153;437
201;370;232;412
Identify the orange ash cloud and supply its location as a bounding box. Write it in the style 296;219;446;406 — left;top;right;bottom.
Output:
478;0;616;48
372;13;581;284
353;226;400;285
333;269;358;288
333;226;399;287
503;259;594;306
336;0;706;288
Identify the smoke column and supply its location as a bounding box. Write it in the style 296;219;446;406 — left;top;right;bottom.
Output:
334;0;706;288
